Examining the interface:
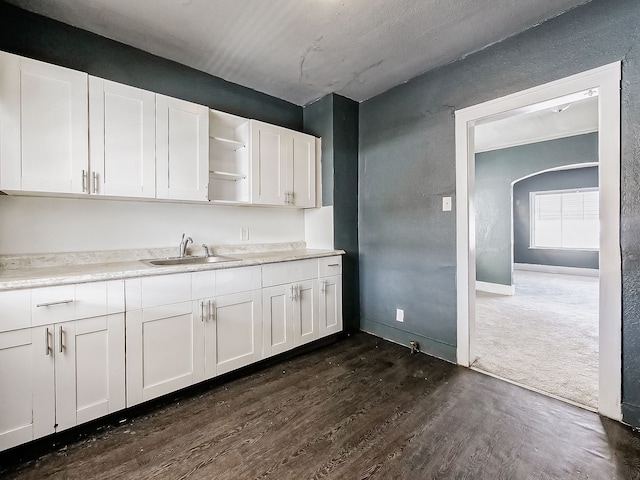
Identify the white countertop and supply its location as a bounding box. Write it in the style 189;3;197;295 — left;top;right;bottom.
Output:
0;246;344;292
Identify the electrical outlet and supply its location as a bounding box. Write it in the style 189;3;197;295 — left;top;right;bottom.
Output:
442;196;452;212
241;227;249;241
396;308;404;322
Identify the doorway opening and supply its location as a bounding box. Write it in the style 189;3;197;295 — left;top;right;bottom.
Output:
454;63;621;420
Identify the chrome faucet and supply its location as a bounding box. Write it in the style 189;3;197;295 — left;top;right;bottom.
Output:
179;233;193;258
202;243;211;257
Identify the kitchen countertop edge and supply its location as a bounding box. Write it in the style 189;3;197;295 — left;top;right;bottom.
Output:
0;249;346;292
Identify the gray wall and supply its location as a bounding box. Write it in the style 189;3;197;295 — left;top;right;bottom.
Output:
476;133;598;285
0;2;301;129
358;0;640;426
513;166;599;269
304;94;360;331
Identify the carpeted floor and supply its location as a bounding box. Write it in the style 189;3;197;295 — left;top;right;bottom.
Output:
473;269;599;408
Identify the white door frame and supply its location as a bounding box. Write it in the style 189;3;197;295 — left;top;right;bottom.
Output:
455;62;621;420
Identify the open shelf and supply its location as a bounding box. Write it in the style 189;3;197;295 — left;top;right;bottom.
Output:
211;136;245;151
209;109;251;204
211;170;247;181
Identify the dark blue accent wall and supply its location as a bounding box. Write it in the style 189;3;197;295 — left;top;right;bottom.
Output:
513;166;599;269
359;0;640;425
304;94;360;331
475;133;598;285
0;2;301;129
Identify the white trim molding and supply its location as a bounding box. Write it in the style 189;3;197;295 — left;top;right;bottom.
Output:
455;62;622;421
476;281;515;295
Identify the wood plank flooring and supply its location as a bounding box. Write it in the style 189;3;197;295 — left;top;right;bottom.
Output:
2;332;640;479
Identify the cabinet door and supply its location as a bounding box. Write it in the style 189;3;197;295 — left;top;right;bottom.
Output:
0;327;55;452
89;77;156;198
126;302;197;406
211;290;262;375
262;284;294;357
319;275;343;337
55;314;125;431
156;94;209;201
293;279;319;346
251;120;288;206
290;131;316;208
0;52;88;193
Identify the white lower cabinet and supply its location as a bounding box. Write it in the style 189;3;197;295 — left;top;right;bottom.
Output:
1;258;342;452
0;282;125;452
206;290;263;376
0;326;54;451
125;302;198;407
263;278;319;357
294;279;320;346
55;315;126;430
319;275;343;336
262;284;295;357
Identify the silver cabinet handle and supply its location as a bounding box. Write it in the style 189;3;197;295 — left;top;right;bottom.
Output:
36;299;74;308
45;328;51;356
59;326;64;353
200;300;205;322
82;170;88;193
93;172;98;193
327;264;340;267
290;284;295;300
288;191;293;204
209;300;216;321
284;191;289;205
321;280;327;294
295;285;300;300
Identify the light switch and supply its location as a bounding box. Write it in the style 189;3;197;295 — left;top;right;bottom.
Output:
442;196;452;212
241;227;249;241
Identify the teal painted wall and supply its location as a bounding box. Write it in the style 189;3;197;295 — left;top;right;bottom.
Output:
304;94;360;331
358;0;640;427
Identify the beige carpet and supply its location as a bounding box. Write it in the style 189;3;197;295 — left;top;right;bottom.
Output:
473;270;598;408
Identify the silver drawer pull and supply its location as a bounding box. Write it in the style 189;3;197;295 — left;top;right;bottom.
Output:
59;326;64;353
327;264;340;267
36;299;74;308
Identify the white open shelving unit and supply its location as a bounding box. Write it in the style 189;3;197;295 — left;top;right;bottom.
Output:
209;110;250;204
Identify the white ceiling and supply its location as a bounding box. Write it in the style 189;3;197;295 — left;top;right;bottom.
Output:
7;0;590;106
474;95;598;153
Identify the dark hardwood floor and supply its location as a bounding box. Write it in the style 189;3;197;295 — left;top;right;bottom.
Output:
2;332;640;479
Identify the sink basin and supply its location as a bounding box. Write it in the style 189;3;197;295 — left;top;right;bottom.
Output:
144;255;237;266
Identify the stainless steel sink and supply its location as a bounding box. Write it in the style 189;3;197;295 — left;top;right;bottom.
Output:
143;255;237;266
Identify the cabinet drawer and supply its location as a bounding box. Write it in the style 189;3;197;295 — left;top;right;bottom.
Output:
126;273;192;310
216;266;261;296
262;259;318;287
0;289;31;333
31;285;76;326
319;256;342;277
192;271;215;300
75;282;109;319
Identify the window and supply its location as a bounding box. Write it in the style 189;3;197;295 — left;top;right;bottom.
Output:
530;188;599;250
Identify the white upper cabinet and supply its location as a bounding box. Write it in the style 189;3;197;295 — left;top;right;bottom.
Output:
89;77;156;198
156;94;209;202
0;51;88;193
250;121;316;208
251;120;289;206
290;130;317;208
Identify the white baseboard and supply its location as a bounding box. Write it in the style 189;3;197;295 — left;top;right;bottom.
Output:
475;281;515;296
514;263;599;277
